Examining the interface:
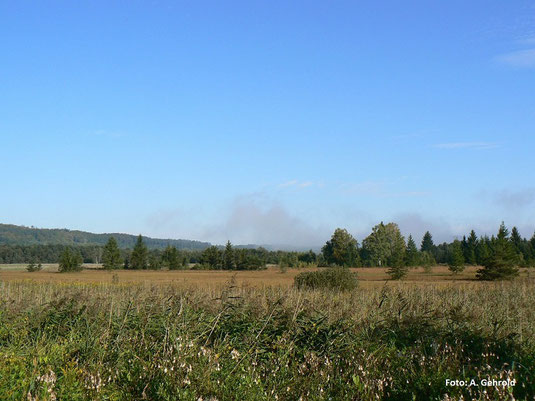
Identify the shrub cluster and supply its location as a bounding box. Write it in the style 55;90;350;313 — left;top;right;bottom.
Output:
294;267;358;291
26;261;42;272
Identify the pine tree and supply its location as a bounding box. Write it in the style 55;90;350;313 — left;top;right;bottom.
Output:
477;223;519;280
223;241;235;269
387;263;408;280
201;246;222;269
529;233;535;266
234;248;247;270
511;227;522;251
163;245;181;270
461;236;468;262
510;227;530;265
448;240;465;274
404;235;420;267
148;252;163;270
465;230;478;265
58;248;83;272
420;231;435;255
102;237;122;270
131;235;148;270
420;251;436;271
476;235;491;265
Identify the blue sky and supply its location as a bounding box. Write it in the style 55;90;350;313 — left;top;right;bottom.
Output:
1;1;535;247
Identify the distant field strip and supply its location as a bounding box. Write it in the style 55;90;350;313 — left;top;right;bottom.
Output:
2;265;531;288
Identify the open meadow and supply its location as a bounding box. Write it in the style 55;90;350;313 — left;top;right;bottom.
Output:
1;265;534;400
2;264;533;288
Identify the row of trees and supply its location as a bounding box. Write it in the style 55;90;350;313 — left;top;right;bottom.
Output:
0;244;104;264
321;222;526;280
98;236;267;271
196;242;266;270
17;222;534;280
321;225;431;270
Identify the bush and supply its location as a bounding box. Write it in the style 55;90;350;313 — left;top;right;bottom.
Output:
26;262;42;272
387;264;408;280
58;248;83;272
294;267;358;291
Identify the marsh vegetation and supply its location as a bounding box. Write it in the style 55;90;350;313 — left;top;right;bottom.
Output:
1;278;533;400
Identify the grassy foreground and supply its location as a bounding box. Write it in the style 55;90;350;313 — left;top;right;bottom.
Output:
0;278;534;400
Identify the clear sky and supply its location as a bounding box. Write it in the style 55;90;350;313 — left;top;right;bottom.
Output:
1;1;534;248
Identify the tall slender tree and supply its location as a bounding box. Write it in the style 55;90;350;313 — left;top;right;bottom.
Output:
464;230;478;265
529;233;535;266
511;227;523;252
131;235;148;270
404;235;420;267
102;236;122;269
223;241;235;269
448;240;465;274
420;231;435;254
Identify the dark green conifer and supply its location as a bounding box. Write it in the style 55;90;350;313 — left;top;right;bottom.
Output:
477;223;519;280
131;235;148;270
448;240;465;274
404;235;420;267
102;237;122;269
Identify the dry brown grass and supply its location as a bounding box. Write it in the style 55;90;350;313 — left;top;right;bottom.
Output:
1;264;533;289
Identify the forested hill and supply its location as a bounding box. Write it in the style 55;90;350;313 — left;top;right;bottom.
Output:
0;224;211;250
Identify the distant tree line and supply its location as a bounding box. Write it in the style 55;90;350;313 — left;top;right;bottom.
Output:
320;222;531;280
0;223;210;249
6;222;534;281
1;235;318;269
0;244;105;264
121;237;271;271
